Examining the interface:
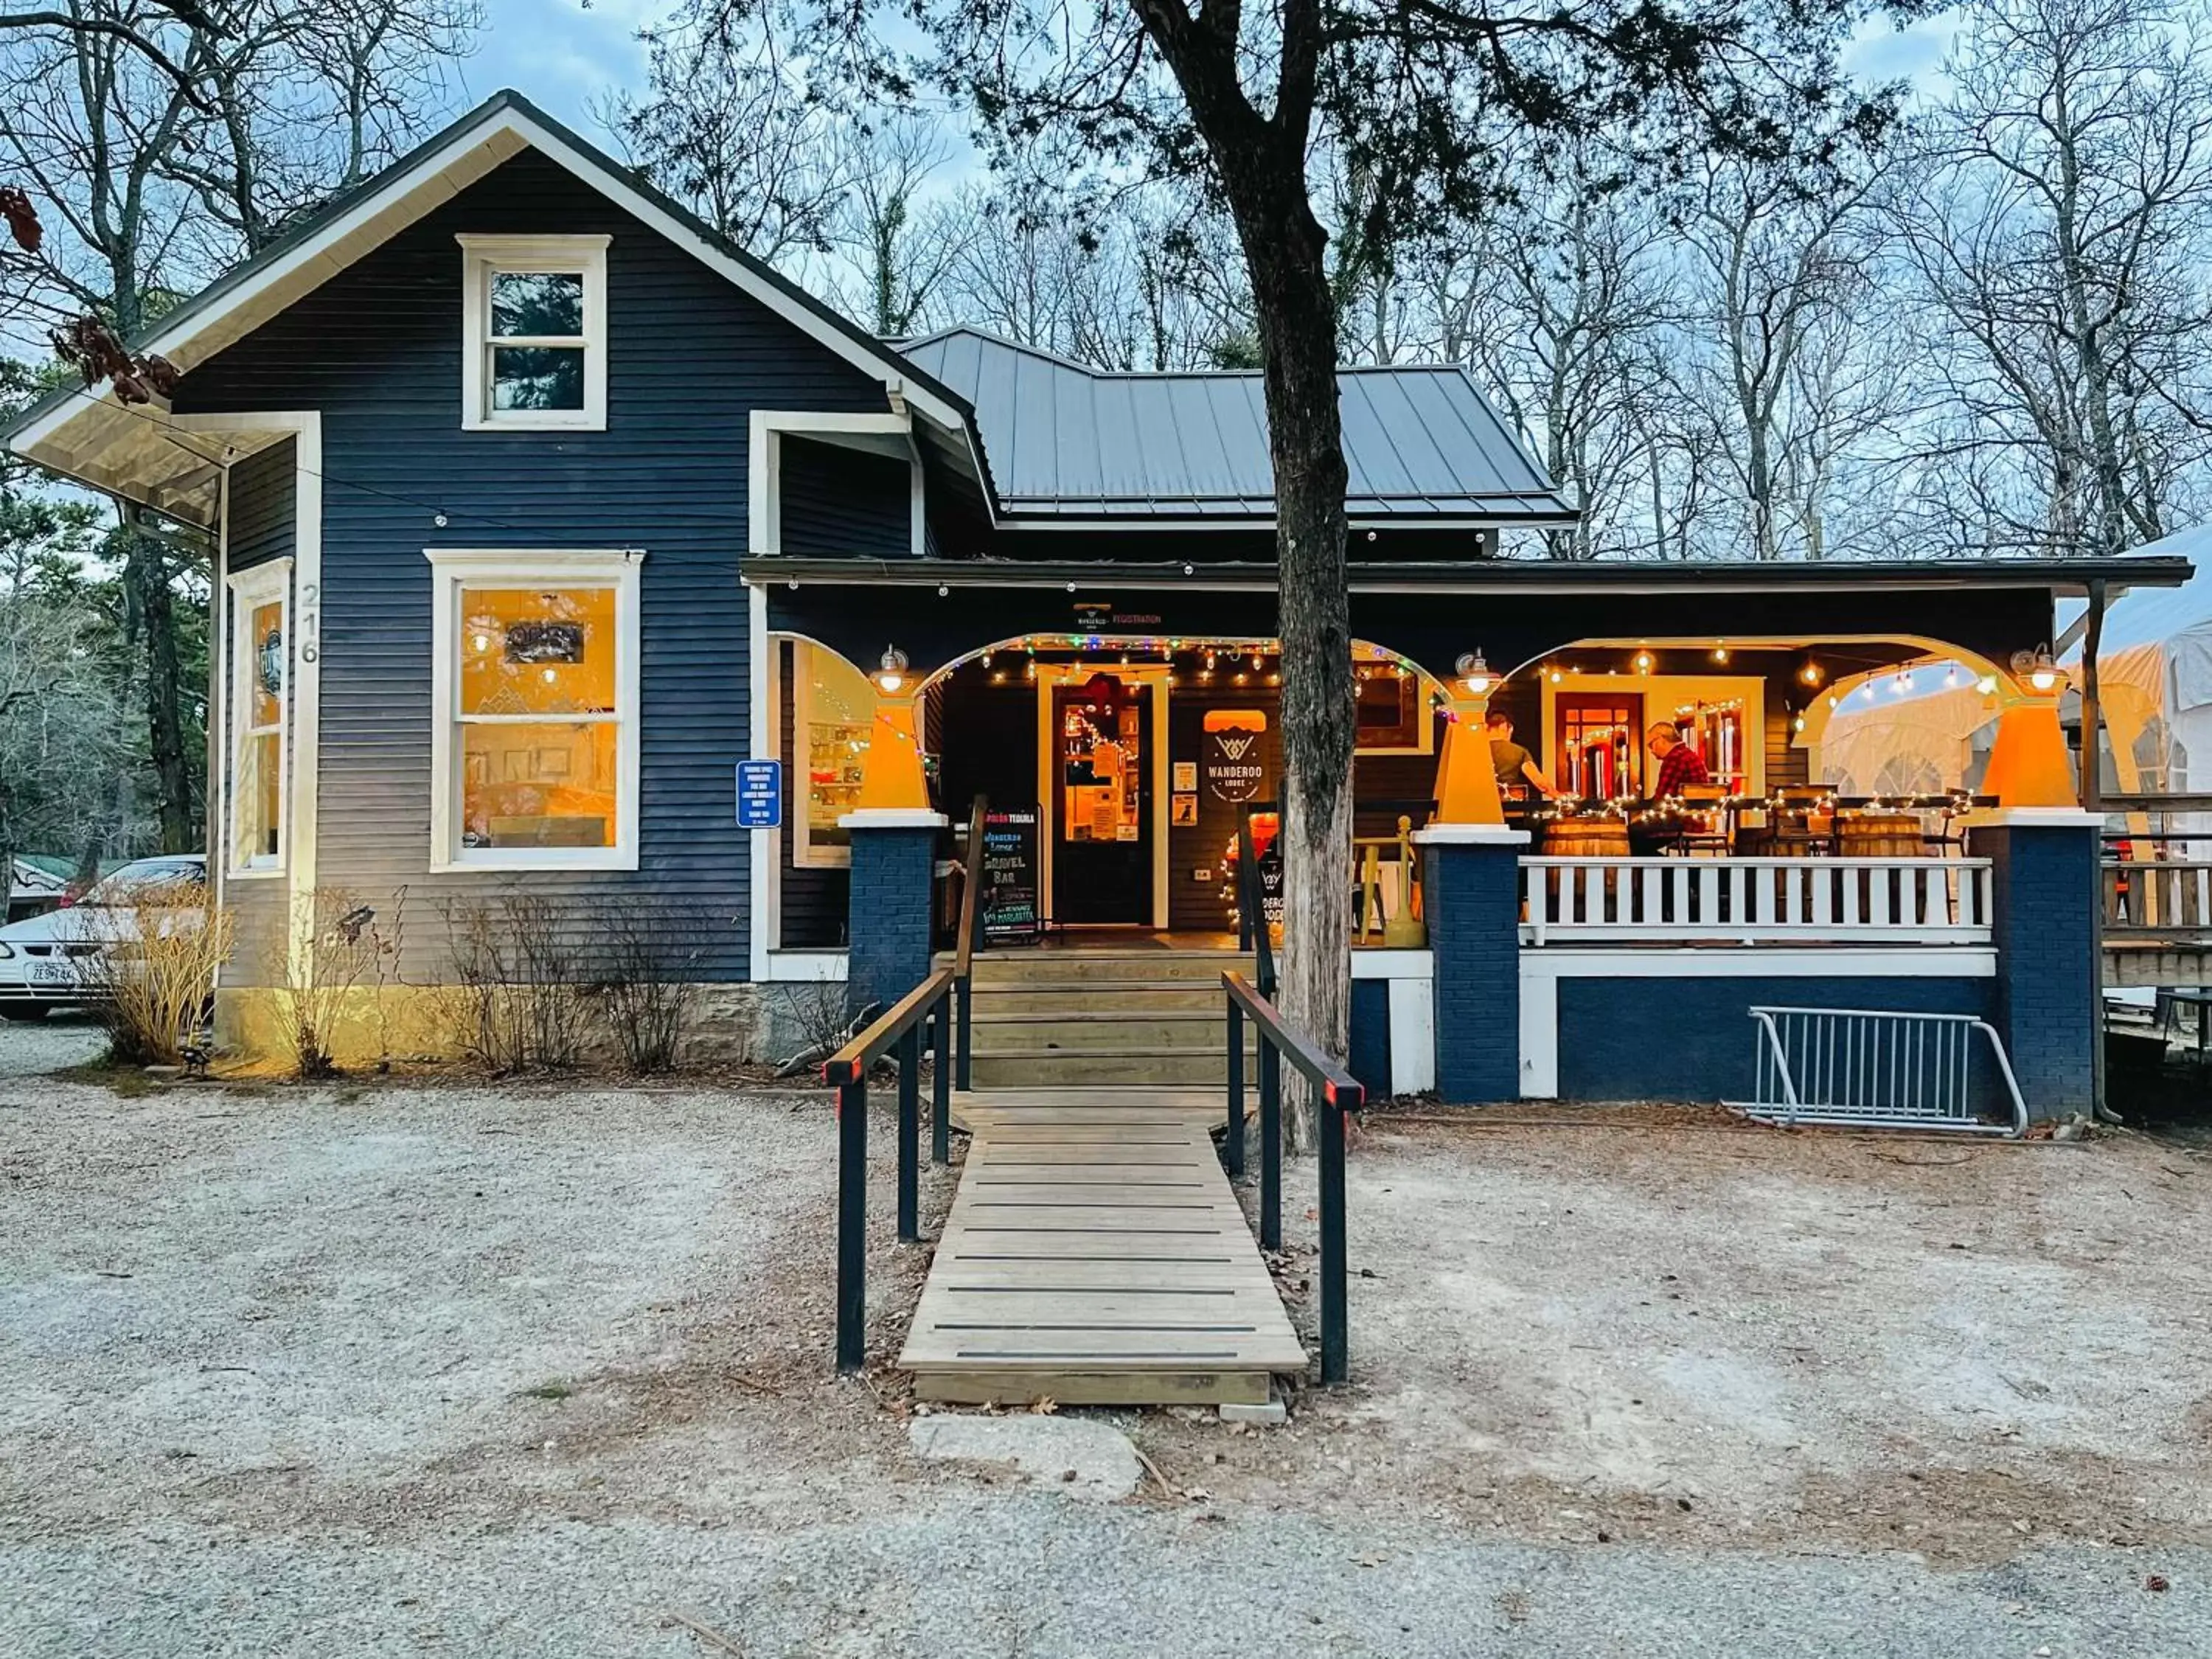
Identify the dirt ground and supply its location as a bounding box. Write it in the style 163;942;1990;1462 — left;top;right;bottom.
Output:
5;1025;2212;1652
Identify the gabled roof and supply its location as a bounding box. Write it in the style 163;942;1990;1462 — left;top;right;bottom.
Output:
4;90;987;525
897;327;1573;526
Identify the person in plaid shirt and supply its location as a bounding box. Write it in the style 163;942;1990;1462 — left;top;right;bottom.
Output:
1646;720;1711;799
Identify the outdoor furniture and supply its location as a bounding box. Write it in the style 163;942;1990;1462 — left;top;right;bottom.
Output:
1676;785;1732;857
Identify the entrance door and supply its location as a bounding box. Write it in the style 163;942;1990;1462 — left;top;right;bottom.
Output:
1555;692;1645;799
1051;678;1152;924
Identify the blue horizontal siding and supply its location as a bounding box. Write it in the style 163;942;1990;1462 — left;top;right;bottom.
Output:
779;434;909;555
173;147;894;981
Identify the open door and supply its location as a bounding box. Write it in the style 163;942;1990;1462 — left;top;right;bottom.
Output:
1051;674;1152;924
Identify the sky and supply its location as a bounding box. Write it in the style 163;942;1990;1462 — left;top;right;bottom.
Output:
448;0;1969;157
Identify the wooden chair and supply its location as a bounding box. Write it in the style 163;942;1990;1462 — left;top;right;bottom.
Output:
1770;786;1834;858
1676;785;1732;857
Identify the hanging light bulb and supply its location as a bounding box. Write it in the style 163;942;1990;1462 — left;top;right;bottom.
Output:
1634;650;1654;673
1799;661;1822;686
1549;667;1564;684
1711;644;1730;664
1455;650;1493;698
1944;666;1960;689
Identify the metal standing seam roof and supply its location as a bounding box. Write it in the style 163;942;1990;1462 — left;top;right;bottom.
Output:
895;327;1574;524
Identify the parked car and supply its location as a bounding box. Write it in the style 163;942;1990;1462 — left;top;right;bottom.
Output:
0;855;207;1020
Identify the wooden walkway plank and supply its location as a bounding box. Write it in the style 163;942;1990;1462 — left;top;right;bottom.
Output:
900;1090;1304;1405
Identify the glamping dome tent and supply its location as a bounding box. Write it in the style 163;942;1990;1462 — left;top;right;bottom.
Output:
2062;524;2212;796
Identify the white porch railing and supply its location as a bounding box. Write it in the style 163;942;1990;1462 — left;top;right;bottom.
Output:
1520;856;1994;946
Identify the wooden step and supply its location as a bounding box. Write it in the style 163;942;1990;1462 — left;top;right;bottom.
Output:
970;981;1227;1015
971;1049;1251;1088
961;950;1241;988
970;1009;1259;1055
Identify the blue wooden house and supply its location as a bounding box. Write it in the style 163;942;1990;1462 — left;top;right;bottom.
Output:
7;91;2185;1113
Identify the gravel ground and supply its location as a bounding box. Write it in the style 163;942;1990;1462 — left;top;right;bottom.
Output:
5;1035;2211;1656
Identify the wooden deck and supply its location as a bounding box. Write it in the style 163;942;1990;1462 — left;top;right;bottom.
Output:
900;1093;1306;1406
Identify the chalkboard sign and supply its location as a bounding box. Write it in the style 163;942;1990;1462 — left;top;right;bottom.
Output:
980;805;1041;945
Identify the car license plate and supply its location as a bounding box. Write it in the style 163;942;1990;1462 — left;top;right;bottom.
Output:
28;960;78;987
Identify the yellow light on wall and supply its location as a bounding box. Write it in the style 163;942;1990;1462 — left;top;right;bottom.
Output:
1455;650;1493;697
2011;645;2059;693
876;646;908;694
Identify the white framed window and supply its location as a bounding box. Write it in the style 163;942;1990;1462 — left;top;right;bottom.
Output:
426;549;643;872
790;641;874;869
226;560;293;876
457;234;610;431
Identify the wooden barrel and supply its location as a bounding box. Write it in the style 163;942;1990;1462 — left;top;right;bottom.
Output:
1542;818;1630;860
1834;812;1924;860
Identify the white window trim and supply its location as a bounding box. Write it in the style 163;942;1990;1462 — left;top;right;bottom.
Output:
425;547;644;873
225;558;294;880
457;234;610;432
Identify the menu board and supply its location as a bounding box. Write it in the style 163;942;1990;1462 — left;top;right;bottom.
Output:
979;805;1041;946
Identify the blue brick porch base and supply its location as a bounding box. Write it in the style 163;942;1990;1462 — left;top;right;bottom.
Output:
844;813;945;1018
1413;826;1528;1104
1969;812;2101;1120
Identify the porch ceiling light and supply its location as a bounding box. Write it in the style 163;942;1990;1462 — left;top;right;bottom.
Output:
2011;646;2059;693
1455;650;1493;698
876;647;909;695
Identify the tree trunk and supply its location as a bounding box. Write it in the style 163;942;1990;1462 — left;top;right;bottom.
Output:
121;512;195;855
1222;159;1354;1155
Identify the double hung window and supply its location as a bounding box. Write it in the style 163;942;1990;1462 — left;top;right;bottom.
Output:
458;234;609;430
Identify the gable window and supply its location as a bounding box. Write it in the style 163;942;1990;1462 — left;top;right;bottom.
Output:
226;561;291;875
457;234;609;431
427;549;641;871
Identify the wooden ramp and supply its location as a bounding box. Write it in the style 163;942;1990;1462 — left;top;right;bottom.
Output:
899;1093;1306;1406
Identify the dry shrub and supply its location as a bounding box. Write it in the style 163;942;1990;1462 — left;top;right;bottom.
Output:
772;978;875;1077
76;881;234;1066
595;900;706;1074
261;886;406;1078
437;887;587;1074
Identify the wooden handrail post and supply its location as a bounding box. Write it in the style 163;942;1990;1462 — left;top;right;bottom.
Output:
956;974;973;1092
931;989;952;1166
1259;1040;1281;1251
1320;1096;1350;1385
896;1026;920;1243
835;1075;867;1374
1225;1001;1245;1179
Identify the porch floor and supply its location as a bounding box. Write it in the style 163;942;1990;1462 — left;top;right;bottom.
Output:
898;1091;1304;1406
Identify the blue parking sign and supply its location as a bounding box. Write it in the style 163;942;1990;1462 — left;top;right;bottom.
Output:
736;759;782;828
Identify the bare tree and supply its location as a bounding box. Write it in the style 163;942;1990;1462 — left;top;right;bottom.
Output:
1886;0;2212;557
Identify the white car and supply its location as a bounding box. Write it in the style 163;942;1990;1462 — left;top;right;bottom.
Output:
0;855;207;1020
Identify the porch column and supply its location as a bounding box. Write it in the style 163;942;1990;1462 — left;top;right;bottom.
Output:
842;809;946;1015
1968;810;2101;1121
1981;682;2076;809
1412;823;1528;1103
856;688;932;813
1431;695;1508;826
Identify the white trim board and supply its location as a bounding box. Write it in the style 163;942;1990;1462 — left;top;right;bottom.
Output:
1515;946;1997;1099
177;412;322;987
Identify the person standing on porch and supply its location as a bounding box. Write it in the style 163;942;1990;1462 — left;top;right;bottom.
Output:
1646;720;1711;799
1488;712;1565;801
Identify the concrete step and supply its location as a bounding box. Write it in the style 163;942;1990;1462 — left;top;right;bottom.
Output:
970;981;1227;1015
970;1049;1252;1088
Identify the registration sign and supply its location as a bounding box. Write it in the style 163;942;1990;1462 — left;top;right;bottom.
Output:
735;759;782;828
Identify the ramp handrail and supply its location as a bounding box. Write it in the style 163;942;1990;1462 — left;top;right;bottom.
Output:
1222;968;1365;1385
823;965;955;1374
1733;1005;2028;1137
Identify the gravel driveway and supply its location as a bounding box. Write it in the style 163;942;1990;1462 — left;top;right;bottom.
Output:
5;1036;2211;1656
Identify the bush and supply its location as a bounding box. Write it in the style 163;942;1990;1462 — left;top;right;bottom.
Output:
262;886;405;1078
594;900;705;1074
75;882;234;1066
437;887;587;1074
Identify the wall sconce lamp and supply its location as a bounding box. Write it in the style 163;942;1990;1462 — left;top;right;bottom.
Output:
1455;650;1493;698
2011;646;2059;694
876;646;909;695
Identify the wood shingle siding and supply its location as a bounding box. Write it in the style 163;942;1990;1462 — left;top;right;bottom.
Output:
173;148;895;982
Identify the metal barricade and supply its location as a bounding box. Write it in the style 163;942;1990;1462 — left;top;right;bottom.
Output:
1727;1006;2028;1137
